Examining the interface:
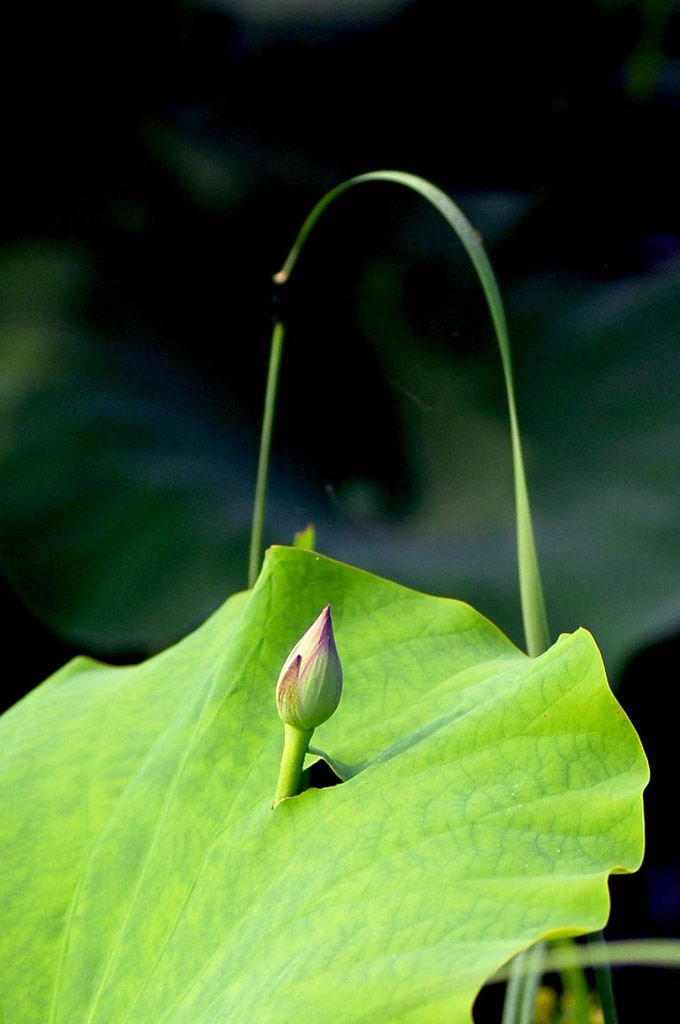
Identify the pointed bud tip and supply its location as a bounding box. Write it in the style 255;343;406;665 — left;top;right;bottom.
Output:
275;605;342;731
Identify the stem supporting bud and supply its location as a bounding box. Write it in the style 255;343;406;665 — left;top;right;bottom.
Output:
273;723;314;808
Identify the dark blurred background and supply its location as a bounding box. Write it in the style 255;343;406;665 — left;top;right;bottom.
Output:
1;0;679;1015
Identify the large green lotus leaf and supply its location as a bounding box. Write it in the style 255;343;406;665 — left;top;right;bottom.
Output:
0;547;647;1024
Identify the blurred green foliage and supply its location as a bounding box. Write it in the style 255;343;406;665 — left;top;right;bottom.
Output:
1;221;678;676
1;0;678;686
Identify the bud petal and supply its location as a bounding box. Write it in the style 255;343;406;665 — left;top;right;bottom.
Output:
275;605;342;730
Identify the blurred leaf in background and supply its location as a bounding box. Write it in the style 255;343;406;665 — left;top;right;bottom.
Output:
0;0;678;689
0;243;257;653
1;221;678;682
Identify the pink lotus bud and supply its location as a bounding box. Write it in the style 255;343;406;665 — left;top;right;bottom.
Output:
276;605;342;731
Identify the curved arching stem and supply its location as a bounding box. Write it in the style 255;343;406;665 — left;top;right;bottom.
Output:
251;171;550;658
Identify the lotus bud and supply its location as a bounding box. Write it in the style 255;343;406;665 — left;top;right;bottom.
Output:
276;605;342;731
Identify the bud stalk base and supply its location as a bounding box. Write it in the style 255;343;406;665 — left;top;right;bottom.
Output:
273;723;314;808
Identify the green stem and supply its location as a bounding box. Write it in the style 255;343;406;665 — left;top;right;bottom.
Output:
518;942;546;1024
502;943;545;1024
273;723;314;807
248;319;285;588
273;171;549;657
491;937;680;978
554;938;591;1023
500;956;524;1024
589;930;619;1024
